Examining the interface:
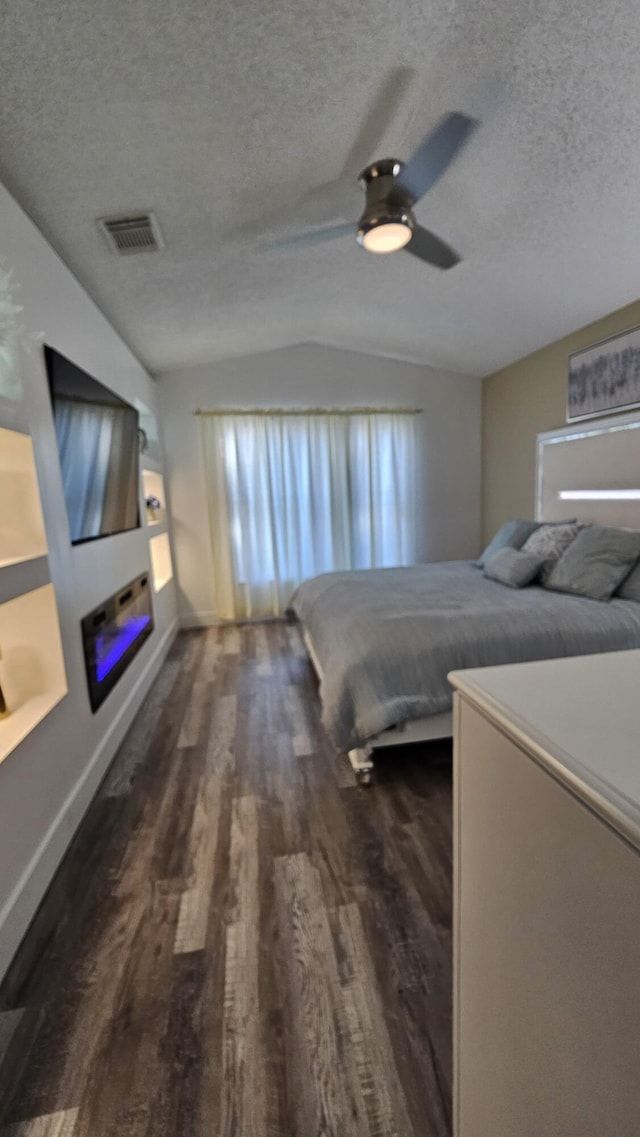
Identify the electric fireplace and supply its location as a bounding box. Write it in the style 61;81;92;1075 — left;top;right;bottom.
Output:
82;572;154;712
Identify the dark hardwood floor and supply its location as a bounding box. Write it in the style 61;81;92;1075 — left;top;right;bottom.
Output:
0;622;453;1137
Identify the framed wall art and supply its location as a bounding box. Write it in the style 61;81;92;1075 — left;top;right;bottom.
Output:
568;324;640;422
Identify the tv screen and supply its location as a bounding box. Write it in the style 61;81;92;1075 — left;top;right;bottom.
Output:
44;346;140;544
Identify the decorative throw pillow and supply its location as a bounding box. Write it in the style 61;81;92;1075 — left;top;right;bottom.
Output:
483;547;548;588
476;519;540;568
615;558;640;602
546;526;640;601
520;522;585;584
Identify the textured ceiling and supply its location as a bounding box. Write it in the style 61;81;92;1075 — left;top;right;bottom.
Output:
2;0;640;377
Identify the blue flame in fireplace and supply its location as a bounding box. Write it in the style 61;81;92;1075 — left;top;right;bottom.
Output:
95;614;152;682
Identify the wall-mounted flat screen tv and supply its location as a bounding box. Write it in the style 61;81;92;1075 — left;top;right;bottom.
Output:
45;346;140;544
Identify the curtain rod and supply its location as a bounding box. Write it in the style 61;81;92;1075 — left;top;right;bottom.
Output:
194;407;422;417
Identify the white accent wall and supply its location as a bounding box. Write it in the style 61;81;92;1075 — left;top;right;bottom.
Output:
0;181;177;980
157;344;482;627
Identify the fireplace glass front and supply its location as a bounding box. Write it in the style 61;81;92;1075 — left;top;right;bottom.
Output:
82;572;154;712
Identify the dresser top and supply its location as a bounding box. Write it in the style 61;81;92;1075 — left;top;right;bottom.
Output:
449;649;640;850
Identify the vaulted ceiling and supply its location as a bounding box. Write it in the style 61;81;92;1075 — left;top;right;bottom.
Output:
1;0;640;376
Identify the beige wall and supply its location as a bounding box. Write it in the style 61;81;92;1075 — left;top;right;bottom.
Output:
482;298;640;542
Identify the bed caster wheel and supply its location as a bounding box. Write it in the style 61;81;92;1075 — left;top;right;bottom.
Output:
357;770;373;787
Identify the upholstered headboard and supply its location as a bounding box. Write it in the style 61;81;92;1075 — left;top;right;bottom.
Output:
536;411;640;528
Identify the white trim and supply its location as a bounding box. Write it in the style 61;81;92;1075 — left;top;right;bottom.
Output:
179;611;285;628
0;618;178;980
179;610;221;628
537;408;640;445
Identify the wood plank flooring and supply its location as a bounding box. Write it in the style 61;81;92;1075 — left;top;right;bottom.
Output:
0;622;453;1137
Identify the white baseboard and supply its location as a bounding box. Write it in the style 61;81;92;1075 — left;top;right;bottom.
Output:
179;612;285;628
179;610;220;628
0;619;178;981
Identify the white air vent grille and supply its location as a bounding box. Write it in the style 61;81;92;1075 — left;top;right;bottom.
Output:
97;213;164;255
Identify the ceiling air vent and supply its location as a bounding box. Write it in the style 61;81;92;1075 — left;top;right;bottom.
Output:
97;212;164;255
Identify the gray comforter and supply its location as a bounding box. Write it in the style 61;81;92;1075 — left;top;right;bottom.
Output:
290;561;640;750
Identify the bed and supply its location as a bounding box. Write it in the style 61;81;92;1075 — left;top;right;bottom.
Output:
290;411;640;783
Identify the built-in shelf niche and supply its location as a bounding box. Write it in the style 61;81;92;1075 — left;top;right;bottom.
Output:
0;426;48;568
0;583;68;763
141;468;166;526
134;398;161;464
149;531;173;593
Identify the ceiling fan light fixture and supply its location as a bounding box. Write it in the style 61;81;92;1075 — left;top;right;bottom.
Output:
356;208;414;254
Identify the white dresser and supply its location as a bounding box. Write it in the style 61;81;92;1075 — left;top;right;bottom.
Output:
449;649;640;1137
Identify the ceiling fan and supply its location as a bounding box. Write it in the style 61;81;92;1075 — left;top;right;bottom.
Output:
270;89;479;269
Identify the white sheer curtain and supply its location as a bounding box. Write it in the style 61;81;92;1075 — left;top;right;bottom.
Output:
200;410;418;620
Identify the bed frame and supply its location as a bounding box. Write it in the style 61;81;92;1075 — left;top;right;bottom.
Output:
302;627;451;784
305;411;640;784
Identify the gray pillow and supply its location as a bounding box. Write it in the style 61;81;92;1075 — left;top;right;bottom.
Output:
546;525;640;601
483;547;548;588
476;519;540;568
615;558;640;602
520;521;585;584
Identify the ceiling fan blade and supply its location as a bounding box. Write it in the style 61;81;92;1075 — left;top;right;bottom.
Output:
238;182;358;247
282;181;359;230
266;222;354;251
392;112;478;206
249;69;414;243
341;66;416;178
404;224;460;269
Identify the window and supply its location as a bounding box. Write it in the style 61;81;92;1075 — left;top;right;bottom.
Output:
200;410;418;619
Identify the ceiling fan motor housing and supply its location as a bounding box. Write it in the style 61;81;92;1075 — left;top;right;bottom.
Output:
356;159;414;247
